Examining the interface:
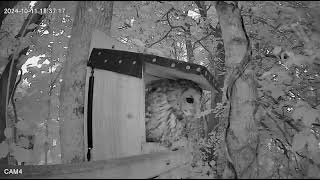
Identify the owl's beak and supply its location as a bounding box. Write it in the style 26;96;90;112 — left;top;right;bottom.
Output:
176;114;184;121
195;109;213;119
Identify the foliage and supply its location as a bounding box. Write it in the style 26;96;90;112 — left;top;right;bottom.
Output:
183;1;320;178
0;1;319;179
0;1;76;165
238;1;320;178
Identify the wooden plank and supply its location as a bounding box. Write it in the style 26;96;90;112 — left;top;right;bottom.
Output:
90;69;145;160
0;149;190;179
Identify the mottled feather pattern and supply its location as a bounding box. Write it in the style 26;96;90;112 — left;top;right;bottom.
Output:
145;79;202;147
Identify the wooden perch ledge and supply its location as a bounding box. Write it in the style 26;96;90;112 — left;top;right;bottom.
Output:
0;148;190;179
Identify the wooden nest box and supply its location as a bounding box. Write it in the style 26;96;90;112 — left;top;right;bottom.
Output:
84;31;217;161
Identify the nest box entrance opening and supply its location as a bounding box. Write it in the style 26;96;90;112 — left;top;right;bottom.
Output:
84;31;217;161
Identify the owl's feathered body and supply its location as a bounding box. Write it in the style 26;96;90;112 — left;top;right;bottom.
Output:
145;79;202;147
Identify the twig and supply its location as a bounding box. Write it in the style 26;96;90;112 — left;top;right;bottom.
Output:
192;33;214;50
147;7;188;48
147;29;172;48
266;113;292;146
296;152;320;169
198;41;213;56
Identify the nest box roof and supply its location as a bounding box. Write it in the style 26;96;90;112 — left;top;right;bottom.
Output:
88;48;217;91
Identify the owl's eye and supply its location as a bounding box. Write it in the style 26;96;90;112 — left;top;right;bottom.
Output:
186;97;194;104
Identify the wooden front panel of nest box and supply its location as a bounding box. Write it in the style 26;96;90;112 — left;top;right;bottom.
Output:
91;69;145;160
85;30;146;161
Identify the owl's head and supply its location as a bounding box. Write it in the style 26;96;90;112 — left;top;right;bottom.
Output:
167;79;202;120
146;78;202;120
179;88;202;118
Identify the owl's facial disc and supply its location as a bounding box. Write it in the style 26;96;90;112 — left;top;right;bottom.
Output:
180;89;201;117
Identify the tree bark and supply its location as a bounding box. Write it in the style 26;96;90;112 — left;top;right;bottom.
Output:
215;1;258;178
59;1;113;163
185;26;195;63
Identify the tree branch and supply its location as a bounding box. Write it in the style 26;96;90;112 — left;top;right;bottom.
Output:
147;7;187;48
192;32;214;50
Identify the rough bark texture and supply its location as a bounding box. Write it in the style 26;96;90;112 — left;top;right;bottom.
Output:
59;1;113;163
185;26;195;63
215;1;258;178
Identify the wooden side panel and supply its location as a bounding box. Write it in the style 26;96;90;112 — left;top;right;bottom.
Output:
90;69;145;160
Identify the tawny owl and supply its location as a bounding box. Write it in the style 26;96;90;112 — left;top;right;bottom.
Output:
145;79;202;148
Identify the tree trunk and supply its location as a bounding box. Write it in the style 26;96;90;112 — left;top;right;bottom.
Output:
215;1;258;178
185;26;195;63
59;1;113;163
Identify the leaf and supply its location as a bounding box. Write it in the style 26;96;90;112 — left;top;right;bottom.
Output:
270;85;286;99
292;132;308;152
0;55;8;64
308;165;320;178
27;23;38;30
17;136;30;148
303;109;319;127
311;151;320;164
131;38;145;47
16;120;37;136
273;46;282;55
4;128;13;138
0;141;9;158
292;101;319;127
12;145;32;163
307;134;319;152
284;53;314;67
196;109;214;118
